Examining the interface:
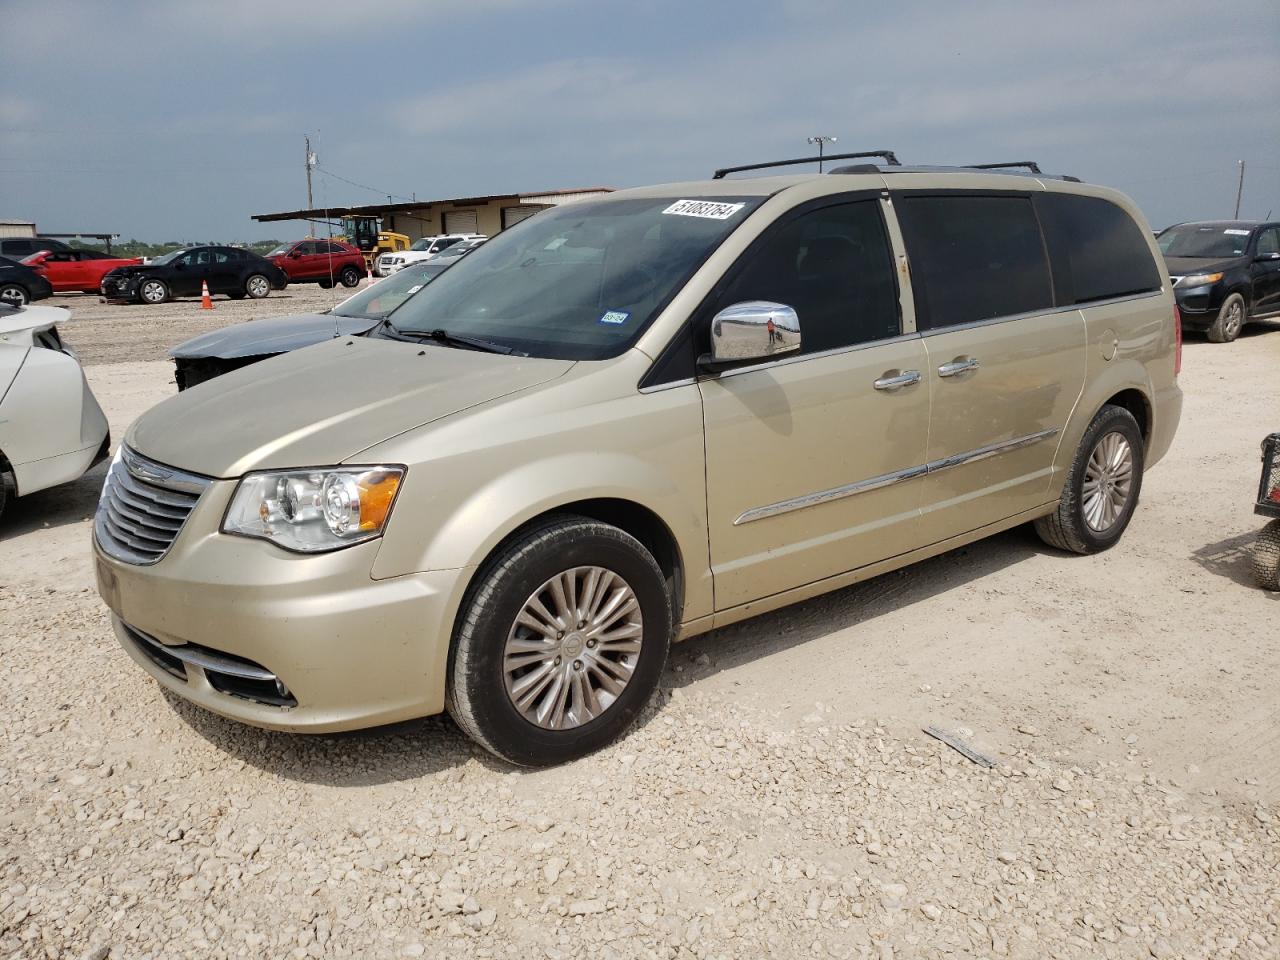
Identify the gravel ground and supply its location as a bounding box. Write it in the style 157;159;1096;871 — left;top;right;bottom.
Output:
1;303;1278;959
44;286;355;366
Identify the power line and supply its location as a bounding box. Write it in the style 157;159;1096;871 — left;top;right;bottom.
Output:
314;166;413;203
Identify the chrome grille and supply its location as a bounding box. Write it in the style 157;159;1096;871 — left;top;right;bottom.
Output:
95;446;210;565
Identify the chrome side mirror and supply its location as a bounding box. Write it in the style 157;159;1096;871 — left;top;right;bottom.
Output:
702;301;801;369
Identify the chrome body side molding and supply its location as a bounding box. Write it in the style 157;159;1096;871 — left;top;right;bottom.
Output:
733;428;1059;525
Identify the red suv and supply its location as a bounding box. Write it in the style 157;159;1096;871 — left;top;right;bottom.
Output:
267;239;365;288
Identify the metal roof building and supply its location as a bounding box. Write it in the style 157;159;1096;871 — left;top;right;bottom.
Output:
252;187;613;240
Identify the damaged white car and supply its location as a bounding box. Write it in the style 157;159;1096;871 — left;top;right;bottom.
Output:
0;303;110;522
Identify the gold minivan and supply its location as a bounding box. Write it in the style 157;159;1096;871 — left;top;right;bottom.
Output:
94;157;1182;765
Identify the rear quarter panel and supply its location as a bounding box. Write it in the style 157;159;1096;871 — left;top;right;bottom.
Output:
1038;183;1181;480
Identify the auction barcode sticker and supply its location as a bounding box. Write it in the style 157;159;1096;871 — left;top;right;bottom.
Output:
662;199;746;220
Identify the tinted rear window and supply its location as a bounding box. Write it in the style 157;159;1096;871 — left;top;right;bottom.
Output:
1037;193;1160;303
896;194;1053;330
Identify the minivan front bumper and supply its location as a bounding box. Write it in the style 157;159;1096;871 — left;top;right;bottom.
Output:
94;531;466;733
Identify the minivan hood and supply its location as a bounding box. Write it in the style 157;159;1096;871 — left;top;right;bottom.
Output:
128;337;574;477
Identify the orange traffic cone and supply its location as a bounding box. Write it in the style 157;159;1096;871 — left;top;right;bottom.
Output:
200;280;213;310
365;262;376;285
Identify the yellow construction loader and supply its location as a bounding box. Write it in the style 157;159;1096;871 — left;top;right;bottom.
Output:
338;216;410;271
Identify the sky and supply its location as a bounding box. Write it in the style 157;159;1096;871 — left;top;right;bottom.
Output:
3;0;1278;243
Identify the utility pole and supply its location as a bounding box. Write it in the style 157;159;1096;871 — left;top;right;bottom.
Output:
305;135;316;210
1233;160;1245;219
807;135;838;172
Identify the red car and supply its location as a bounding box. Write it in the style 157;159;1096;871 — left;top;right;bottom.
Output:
22;249;142;293
267;239;366;288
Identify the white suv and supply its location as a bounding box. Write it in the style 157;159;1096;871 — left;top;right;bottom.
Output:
377;233;486;276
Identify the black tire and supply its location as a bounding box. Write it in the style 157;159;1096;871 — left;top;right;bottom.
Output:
339;266;361;288
1206;292;1246;343
1253;520;1280;591
318;279;333;289
447;516;672;766
244;274;271;299
1034;404;1145;555
137;278;168;305
0;284;29;306
0;468;8;524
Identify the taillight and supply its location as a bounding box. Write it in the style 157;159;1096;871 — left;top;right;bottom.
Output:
1173;304;1182;377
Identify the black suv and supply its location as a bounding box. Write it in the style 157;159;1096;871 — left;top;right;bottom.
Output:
1157;220;1280;342
0;237;72;258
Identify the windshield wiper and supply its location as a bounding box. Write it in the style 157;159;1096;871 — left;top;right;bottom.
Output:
380;321;518;355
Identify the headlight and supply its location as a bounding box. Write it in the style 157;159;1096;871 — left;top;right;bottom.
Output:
222;466;404;553
1177;272;1223;287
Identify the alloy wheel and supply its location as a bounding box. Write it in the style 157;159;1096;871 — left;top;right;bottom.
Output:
141;281;165;304
247;276;269;298
0;285;27;306
1224;299;1244;339
502;566;643;730
1082;431;1134;532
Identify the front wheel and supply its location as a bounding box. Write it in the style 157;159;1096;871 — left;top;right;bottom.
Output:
1207;292;1246;343
1253;520;1280;591
339;265;361;288
0;284;29;306
244;274;271;299
447;517;672;766
1034;404;1145;554
138;279;168;305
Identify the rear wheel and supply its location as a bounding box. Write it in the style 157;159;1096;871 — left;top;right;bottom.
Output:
339;265;361;287
245;274;270;299
1253;520;1280;591
138;279;168;305
1034;404;1144;554
0;284;28;306
1207;292;1246;343
447;516;672;766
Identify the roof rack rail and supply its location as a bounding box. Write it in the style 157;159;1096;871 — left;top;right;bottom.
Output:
712;150;900;180
965;161;1043;174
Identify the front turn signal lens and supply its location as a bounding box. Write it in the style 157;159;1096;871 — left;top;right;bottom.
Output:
223;465;406;553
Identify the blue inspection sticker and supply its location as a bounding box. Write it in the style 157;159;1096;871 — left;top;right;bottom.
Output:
598;310;630;325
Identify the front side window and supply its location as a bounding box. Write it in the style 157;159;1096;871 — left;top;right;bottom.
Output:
711;199;900;354
897;194;1053;330
1256;227;1280;257
1036;193;1161;303
385;195;763;360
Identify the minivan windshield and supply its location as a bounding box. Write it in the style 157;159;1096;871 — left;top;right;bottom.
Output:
384;196;763;359
1157;224;1252;259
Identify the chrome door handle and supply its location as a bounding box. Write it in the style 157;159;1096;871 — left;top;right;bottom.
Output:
873;370;921;391
937;358;980;377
